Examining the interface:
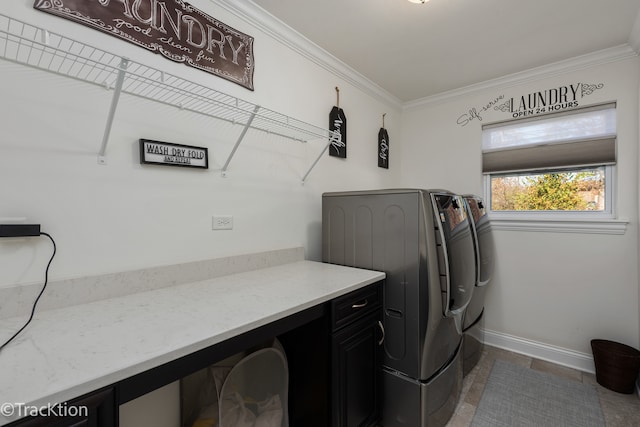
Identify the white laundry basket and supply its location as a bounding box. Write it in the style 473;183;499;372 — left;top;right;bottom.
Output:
219;346;289;427
185;339;289;427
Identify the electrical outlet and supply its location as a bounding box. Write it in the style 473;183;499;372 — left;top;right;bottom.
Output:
212;215;233;230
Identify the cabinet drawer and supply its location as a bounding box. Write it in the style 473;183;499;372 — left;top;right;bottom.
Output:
331;282;381;331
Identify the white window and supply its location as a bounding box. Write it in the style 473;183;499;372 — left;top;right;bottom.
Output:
482;103;617;222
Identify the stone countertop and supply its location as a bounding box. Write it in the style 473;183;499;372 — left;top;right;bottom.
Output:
0;260;384;425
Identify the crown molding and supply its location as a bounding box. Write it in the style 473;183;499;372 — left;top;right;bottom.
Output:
404;44;639;111
210;1;637;113
210;0;403;109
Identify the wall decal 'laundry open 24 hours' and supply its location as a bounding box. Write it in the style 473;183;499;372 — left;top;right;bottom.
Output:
456;82;604;127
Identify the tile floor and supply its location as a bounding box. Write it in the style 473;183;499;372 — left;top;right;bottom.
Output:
445;345;640;427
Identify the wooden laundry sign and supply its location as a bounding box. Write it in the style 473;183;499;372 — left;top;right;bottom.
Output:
33;0;255;90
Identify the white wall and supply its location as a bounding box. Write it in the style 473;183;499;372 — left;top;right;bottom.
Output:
0;0;402;289
401;57;640;359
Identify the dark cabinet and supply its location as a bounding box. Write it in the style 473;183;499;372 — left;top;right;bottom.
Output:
331;283;382;427
6;387;116;427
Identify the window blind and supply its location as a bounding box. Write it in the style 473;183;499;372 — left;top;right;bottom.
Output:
482;103;616;174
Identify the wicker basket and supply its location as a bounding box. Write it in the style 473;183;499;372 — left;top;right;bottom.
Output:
591;339;640;394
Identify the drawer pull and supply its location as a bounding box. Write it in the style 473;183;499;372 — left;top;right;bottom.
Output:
351;299;368;309
377;321;385;346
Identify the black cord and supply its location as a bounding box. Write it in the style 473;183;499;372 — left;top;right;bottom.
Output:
0;232;56;352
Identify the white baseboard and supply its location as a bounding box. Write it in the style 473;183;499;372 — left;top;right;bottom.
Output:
483;329;596;374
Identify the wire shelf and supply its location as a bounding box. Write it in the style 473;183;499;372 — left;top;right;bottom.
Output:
0;14;334;180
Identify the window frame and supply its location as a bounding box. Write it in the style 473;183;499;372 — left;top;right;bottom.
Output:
481;104;627;234
484;165;615;220
483;166;626;234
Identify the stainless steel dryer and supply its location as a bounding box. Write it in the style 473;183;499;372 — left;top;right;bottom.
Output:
322;189;477;427
461;195;495;376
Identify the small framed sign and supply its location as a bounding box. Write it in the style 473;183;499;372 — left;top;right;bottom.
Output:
139;139;208;169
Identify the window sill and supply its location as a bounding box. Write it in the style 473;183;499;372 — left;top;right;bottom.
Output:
489;218;628;235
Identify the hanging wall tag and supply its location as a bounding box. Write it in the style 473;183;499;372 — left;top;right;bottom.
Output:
378;128;389;169
329;87;346;158
329;106;347;158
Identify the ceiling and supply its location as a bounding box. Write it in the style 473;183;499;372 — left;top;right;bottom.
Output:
251;0;640;103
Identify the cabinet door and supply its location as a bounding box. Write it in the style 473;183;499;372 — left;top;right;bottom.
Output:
6;388;116;427
332;313;381;427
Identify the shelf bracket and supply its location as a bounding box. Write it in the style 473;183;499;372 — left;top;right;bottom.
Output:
301;131;337;184
98;57;129;165
221;104;260;177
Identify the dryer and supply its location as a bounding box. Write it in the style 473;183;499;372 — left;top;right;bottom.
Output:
323;189;477;426
461;195;495;376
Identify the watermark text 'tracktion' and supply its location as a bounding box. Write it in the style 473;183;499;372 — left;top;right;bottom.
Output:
1;402;88;418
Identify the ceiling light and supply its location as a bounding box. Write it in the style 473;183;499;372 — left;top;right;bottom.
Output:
408;0;430;3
